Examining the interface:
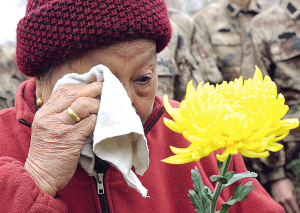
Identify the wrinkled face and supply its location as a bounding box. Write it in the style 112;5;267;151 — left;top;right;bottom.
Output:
85;39;157;124
42;39;157;124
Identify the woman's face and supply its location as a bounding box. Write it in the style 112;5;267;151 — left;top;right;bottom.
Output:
38;39;157;124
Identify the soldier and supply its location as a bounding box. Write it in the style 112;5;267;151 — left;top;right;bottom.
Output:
156;20;205;101
249;0;300;212
193;0;273;82
168;8;223;85
0;45;27;109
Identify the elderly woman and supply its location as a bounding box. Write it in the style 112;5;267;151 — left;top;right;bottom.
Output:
0;0;284;212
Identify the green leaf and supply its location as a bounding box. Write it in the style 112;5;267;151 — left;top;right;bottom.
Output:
221;171;257;191
188;167;210;213
220;182;254;213
210;175;228;184
188;190;203;213
204;186;213;200
217;158;223;171
224;171;235;180
210;171;235;185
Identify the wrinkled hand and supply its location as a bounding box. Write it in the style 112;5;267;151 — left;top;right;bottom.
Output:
271;178;300;213
24;82;102;197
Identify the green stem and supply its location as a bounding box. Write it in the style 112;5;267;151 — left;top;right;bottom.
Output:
210;155;232;213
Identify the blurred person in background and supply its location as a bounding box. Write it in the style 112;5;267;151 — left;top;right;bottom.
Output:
249;0;300;212
193;0;273;82
0;45;27;109
157;8;222;101
156;20;203;101
168;8;223;85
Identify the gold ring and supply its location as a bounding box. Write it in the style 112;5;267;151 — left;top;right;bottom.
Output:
67;107;81;122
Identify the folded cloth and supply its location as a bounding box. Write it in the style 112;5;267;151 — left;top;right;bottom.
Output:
52;64;149;197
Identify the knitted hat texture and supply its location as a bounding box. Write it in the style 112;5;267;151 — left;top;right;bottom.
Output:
16;0;172;76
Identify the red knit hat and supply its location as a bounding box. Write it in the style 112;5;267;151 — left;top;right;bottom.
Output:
16;0;172;77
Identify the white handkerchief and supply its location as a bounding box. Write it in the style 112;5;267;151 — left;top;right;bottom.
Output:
52;64;149;197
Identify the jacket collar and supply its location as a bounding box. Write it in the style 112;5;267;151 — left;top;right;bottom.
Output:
281;0;300;20
15;78;36;133
225;0;262;18
143;95;165;134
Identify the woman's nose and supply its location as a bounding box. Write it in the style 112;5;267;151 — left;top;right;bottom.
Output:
122;83;136;108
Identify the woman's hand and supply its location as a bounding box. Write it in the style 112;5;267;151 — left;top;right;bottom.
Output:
24;82;102;197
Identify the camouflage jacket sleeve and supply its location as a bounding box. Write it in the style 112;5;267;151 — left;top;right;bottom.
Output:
191;23;223;84
248;22;271;76
173;28;203;101
192;13;215;59
156;21;204;102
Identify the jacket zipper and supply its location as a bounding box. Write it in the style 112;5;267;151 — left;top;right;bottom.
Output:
144;107;165;134
94;156;110;213
96;173;105;194
93;107;165;212
95;172;110;213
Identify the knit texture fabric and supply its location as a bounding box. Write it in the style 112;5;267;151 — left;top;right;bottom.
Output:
16;0;172;77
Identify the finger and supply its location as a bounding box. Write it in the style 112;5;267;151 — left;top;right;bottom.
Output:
74;113;98;138
287;197;300;213
46;82;103;113
282;201;294;213
62;97;100;124
67;107;82;123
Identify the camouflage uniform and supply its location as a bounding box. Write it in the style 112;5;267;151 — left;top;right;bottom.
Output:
193;0;273;82
249;0;300;205
156;20;205;101
0;45;27;109
168;8;223;84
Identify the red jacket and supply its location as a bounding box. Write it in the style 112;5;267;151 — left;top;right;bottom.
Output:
0;78;284;213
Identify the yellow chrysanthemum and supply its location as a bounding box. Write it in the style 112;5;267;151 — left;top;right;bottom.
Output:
162;66;299;164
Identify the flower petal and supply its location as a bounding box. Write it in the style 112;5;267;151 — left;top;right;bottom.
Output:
266;142;284;152
163;95;184;123
163;118;185;133
216;147;230;162
170;145;195;154
239;148;270;159
161;153;199;164
253;66;263;83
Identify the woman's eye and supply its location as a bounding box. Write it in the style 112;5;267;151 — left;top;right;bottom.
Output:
137;76;151;84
